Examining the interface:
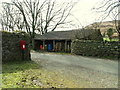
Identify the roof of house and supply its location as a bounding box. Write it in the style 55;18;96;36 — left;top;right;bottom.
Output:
112;33;119;37
34;29;101;40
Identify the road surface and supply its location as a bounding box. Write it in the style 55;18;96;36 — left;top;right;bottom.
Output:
31;52;118;88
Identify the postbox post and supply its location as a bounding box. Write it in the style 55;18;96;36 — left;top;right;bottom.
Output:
20;40;27;60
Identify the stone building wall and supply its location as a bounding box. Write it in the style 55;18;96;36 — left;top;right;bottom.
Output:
71;40;120;60
2;32;31;62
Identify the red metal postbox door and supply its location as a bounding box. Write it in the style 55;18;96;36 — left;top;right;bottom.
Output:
20;40;26;50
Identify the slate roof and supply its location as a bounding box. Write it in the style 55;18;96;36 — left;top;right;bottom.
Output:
34;29;100;40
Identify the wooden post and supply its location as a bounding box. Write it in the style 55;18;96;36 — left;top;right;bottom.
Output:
43;40;45;50
68;42;70;52
53;40;55;51
59;42;61;51
65;40;67;52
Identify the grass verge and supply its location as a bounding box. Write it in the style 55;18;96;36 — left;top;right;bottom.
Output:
2;60;80;88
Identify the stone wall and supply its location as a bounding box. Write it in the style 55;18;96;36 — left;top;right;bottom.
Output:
71;40;120;59
2;32;31;62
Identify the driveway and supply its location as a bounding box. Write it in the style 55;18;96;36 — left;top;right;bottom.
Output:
31;52;118;88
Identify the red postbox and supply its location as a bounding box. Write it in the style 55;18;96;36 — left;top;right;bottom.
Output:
20;40;26;50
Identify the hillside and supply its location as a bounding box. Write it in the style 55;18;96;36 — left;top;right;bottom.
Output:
85;20;118;35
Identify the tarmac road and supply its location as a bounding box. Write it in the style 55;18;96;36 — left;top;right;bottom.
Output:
31;52;118;88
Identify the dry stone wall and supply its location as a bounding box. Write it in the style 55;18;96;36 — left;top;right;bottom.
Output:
71;40;120;60
2;32;31;62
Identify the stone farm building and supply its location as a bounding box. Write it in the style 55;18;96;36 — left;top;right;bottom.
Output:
34;29;103;52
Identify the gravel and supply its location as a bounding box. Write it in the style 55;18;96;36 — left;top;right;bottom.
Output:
31;52;118;88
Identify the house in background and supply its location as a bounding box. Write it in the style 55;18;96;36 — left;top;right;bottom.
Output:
34;29;103;52
111;33;119;39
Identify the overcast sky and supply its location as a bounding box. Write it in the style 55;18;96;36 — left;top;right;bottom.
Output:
0;0;112;30
70;0;112;28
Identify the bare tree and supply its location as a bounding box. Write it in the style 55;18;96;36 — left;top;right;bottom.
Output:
94;0;120;41
0;0;76;48
0;2;25;32
12;0;47;48
39;0;76;34
13;0;45;37
109;8;119;33
0;3;15;31
12;0;76;48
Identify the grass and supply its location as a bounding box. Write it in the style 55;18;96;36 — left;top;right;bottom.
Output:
103;38;119;41
0;74;1;88
2;60;80;88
